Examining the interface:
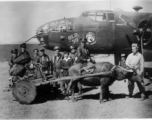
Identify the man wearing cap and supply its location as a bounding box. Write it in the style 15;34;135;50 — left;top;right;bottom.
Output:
77;38;95;74
18;43;30;56
37;48;50;75
8;49;18;72
118;54;127;68
69;45;78;65
51;46;63;78
27;49;40;75
125;43;146;101
77;38;90;63
32;49;39;65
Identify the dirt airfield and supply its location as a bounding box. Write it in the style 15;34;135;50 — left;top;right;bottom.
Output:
1;62;152;119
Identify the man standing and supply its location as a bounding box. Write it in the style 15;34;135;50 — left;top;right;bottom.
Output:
119;54;127;68
51;46;63;91
32;49;39;65
8;49;18;73
18;43;30;56
37;48;50;75
125;43;146;101
61;52;73;77
28;49;40;77
51;46;63;79
69;45;77;65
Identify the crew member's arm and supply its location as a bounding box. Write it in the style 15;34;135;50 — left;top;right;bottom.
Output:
125;54;133;69
77;47;87;62
139;55;144;74
8;57;13;68
50;57;54;74
118;61;121;66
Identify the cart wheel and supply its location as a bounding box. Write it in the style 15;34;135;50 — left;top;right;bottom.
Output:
12;80;37;104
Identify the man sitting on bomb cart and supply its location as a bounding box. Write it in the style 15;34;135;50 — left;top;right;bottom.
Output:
77;38;96;74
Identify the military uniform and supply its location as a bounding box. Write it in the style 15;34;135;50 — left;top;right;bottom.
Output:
61;56;73;76
51;46;63;78
52;53;63;78
118;54;127;68
125;43;145;100
77;38;95;74
77;43;90;63
31;49;39;65
18;43;30;57
27;49;40;77
8;49;18;74
37;49;50;75
69;45;78;65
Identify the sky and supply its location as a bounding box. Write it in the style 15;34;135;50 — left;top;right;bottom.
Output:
0;0;152;44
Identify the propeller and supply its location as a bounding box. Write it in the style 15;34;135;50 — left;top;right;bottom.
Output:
120;7;152;54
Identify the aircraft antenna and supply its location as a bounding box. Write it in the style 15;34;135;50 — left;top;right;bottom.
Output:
64;17;67;32
110;1;111;10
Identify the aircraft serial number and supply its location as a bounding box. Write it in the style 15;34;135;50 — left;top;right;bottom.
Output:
68;33;79;44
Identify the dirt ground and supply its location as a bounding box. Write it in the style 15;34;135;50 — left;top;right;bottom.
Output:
1;62;152;119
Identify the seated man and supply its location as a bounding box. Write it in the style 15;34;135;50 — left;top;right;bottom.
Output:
79;56;96;74
77;38;95;75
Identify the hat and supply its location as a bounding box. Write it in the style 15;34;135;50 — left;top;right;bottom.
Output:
132;43;138;48
121;54;125;57
40;48;45;52
54;46;60;50
64;51;69;55
70;45;76;50
20;43;26;48
33;48;39;52
11;49;18;54
80;38;87;43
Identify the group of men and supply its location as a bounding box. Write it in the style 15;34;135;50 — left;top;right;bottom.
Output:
8;38;95;80
8;38;146;101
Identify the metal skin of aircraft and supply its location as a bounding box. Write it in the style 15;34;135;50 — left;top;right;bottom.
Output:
27;6;152;79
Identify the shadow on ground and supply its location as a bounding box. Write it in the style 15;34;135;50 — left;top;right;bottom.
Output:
31;85;98;104
133;90;152;99
30;84;152;105
81;92;126;100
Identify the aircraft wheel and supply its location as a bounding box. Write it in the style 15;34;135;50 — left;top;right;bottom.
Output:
12;80;37;104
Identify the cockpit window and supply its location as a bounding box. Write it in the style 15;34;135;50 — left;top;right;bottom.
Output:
50;21;59;31
59;20;66;32
96;12;106;22
39;19;74;32
107;13;114;21
66;19;73;30
86;12;95;21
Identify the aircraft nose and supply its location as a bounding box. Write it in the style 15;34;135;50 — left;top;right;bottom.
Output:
36;29;48;47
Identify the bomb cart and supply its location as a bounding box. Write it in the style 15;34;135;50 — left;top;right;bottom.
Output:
9;54;120;104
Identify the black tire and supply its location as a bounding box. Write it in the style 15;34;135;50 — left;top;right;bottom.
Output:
12;80;37;104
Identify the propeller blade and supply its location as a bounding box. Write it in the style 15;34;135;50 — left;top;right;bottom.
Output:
126;34;133;46
119;14;137;29
136;35;140;41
